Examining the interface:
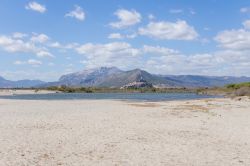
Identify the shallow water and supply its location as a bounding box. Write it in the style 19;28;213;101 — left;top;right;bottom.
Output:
0;93;218;101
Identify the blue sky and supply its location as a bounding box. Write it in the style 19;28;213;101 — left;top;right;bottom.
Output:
0;0;250;81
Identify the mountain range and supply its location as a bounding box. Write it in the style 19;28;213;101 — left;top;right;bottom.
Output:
0;76;45;88
1;67;250;88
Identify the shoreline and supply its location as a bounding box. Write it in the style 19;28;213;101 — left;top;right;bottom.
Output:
0;90;220;102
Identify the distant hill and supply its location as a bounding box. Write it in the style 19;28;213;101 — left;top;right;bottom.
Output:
2;67;250;88
41;67;250;88
0;76;45;88
57;67;123;87
163;75;250;88
96;69;177;87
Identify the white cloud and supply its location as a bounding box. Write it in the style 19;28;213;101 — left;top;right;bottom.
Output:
108;33;123;39
110;9;141;29
142;46;250;76
14;61;25;65
108;33;137;39
215;29;250;50
48;42;79;50
0;35;37;53
74;41;250;76
12;32;27;39
138;20;198;40
14;59;42;66
148;14;155;20
36;50;54;58
169;9;183;14
189;8;196;15
65;43;79;49
212;23;250;75
126;33;137;39
240;7;250;13
143;45;179;55
0;35;53;58
48;62;55;66
76;42;140;68
0;70;61;82
76;42;140;57
204;27;210;31
30;33;49;43
200;38;210;44
7;38;250;78
28;59;42;66
49;42;61;48
25;1;46;13
65;5;85;21
75;42;214;75
243;20;250;29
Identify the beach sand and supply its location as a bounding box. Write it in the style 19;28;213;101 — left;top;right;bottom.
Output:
0;97;250;165
0;89;56;96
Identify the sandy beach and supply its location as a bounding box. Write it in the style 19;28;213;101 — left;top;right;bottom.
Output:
0;97;250;165
0;89;56;96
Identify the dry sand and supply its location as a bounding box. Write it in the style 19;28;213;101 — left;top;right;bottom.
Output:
0;97;250;165
0;89;56;96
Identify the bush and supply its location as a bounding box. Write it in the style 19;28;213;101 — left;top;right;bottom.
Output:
226;82;250;89
234;87;250;96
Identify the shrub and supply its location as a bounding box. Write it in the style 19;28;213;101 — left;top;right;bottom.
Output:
234;87;250;96
226;82;250;90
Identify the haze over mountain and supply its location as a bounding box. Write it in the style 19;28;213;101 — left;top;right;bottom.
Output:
0;76;45;88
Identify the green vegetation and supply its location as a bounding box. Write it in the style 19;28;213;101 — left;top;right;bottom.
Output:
45;86;194;93
197;82;250;97
46;86;94;93
226;82;250;89
4;82;250;97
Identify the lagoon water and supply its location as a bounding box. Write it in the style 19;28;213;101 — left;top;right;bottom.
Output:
0;93;217;101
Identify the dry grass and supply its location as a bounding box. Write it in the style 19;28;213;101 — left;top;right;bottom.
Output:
175;104;210;113
129;103;162;108
234;87;250;96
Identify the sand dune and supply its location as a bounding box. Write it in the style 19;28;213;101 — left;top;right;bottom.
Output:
0;97;250;165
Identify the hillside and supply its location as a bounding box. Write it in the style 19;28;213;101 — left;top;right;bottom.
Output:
44;67;250;88
0;76;45;88
2;67;250;88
